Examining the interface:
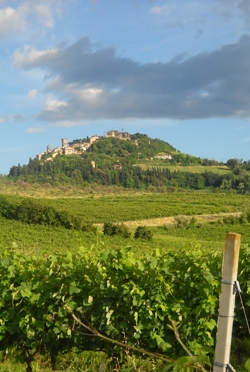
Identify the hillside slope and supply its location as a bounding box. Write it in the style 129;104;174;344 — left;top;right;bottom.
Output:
7;132;250;193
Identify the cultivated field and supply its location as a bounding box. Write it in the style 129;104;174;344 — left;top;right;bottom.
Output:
0;187;249;371
136;163;230;174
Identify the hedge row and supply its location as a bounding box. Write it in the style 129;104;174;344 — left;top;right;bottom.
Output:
0;196;96;232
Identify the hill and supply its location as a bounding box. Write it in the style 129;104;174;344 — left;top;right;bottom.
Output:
6;130;250;193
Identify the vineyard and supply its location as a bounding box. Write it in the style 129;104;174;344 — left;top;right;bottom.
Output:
0;192;247;223
0;244;249;371
0;191;249;371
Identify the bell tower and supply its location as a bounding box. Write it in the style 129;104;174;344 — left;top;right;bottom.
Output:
62;138;68;148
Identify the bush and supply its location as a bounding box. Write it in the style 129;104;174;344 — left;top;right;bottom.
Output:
147;186;157;193
0;196;16;219
103;222;116;236
134;226;153;241
16;199;58;225
115;223;131;238
174;215;190;229
103;222;130;238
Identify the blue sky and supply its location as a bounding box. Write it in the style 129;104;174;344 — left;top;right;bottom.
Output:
1;0;250;174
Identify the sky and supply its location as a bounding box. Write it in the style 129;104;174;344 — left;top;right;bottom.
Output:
1;0;250;174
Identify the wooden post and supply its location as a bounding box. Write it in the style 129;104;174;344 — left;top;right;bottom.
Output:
213;233;241;372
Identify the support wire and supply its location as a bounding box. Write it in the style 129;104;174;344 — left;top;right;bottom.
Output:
237;290;250;336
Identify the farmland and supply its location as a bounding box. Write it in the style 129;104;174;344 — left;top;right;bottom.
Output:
0;189;249;371
0;190;249;252
137;163;230;175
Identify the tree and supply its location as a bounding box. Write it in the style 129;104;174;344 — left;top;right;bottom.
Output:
226;158;239;171
237;182;245;194
220;179;232;191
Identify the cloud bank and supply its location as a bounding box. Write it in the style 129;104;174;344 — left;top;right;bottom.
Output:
0;0;67;40
14;34;250;121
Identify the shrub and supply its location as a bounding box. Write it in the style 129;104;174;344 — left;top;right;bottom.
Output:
103;222;130;238
16;199;57;225
134;226;153;241
174;215;190;229
0;196;16;219
103;222;116;236
115;223;131;238
147;186;157;193
166;186;176;192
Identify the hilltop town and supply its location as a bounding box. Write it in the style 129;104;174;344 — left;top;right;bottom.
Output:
37;129;132;162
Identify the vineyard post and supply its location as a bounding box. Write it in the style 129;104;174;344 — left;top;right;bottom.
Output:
213;232;241;372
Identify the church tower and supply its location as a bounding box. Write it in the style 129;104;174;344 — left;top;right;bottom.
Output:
62;138;68;148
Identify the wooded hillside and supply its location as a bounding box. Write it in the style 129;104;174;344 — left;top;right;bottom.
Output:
7;133;250;193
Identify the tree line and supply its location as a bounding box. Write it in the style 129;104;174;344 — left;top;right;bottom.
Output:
0;196;96;232
8;155;250;192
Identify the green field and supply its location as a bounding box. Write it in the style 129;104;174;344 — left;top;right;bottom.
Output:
137;163;230;174
45;192;244;222
0;191;249;253
2;190;246;222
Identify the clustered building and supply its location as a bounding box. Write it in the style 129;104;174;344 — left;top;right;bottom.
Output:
36;129;131;162
154;154;172;160
36;136;100;161
36;130;173;164
106;130;130;140
37;130;133;161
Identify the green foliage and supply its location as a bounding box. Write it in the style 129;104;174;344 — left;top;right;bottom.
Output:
226;158;240;170
0;245;223;370
9;132;250;192
2;243;250;370
115;223;131;238
134;226;153;240
187;217;197;229
174;215;191;229
245;358;250;372
0;208;250;369
0;196;96;233
41;192;246;224
103;222;131;238
222;216;239;225
170;152;203;166
1;189;250;369
103;222;117;236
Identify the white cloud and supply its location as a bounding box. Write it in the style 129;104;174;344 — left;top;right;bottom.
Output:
13;45;59;68
26;125;47;133
13;35;250;122
45;98;67;112
0;6;26;36
242;137;250;142
0;0;69;40
27;89;37;99
68;84;103;102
